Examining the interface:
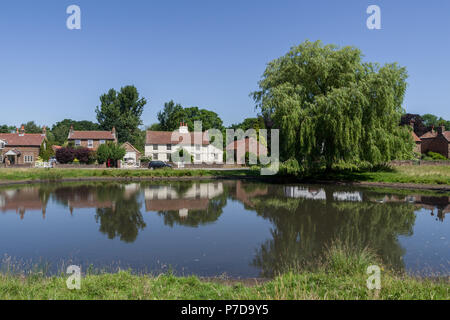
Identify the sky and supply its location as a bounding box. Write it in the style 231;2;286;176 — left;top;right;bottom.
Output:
0;0;449;128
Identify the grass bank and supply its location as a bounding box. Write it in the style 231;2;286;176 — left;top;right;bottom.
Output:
0;165;449;187
0;168;257;183
0;244;448;300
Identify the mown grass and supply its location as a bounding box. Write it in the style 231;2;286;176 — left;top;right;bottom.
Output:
0;168;256;182
315;165;450;185
0;243;448;300
0;165;449;186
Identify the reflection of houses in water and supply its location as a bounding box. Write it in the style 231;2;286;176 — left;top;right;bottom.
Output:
68;196;115;214
333;192;363;202
0;188;47;219
144;183;224;218
234;181;268;206
284;186;326;200
371;194;450;222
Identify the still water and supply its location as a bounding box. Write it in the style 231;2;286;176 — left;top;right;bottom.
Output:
0;180;448;278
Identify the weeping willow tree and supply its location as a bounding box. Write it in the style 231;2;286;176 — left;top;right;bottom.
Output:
252;41;414;170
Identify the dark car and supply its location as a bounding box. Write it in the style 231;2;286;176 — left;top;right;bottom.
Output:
148;160;173;170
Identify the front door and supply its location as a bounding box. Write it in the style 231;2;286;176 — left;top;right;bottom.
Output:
7;155;15;165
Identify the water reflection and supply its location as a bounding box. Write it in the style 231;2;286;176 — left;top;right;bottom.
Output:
0;181;448;277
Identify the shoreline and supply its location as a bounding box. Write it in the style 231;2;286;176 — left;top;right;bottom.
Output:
0;174;449;192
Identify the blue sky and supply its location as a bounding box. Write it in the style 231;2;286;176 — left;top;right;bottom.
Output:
0;0;449;128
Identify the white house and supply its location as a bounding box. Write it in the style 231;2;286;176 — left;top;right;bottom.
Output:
145;123;223;164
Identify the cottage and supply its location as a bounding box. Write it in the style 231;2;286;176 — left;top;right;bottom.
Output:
121;142;142;165
225;137;268;164
420;125;450;158
145;123;223;164
67;126;117;150
0;125;46;165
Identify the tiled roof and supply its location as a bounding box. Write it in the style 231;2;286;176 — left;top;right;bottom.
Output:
442;132;450;142
225;137;268;153
121;142;142;154
68;131;115;140
420;131;438;139
0;133;45;147
411;131;421;143
146;131;210;145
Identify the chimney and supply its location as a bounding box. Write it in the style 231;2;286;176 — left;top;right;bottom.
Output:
112;127;117;141
19;125;25;136
69;125;74;138
16;127;19;134
179;122;189;133
42;126;47;137
437;125;445;135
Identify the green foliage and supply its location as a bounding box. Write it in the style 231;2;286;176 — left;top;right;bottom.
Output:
50;119;100;145
140;156;152;164
95;85;147;146
39;141;54;161
96;142;126;164
0;125;15;133
425;151;448;161
421;114;450;130
157;100;224;132
21;121;43;134
252;40;414;171
278;158;302;176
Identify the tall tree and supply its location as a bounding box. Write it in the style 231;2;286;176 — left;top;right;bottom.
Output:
156;100;223;132
95;85;147;145
51;119;100;145
0;125;15;133
252;40;414;170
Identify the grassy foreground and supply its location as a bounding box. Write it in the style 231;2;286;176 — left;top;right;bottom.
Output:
0;168;256;182
313;165;450;185
0;165;449;186
0;244;448;300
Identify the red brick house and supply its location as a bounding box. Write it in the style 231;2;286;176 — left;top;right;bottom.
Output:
420;126;450;158
0;126;46;165
67;126;117;150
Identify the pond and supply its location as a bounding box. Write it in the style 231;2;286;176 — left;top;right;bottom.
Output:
0;180;448;278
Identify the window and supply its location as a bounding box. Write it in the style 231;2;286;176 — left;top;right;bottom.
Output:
153;153;158;160
214;153;218;160
24;155;33;163
195;144;201;151
153;144;158;150
88;140;93;148
195;154;200;161
100;140;105;145
75;140;81;147
0;141;4;149
167;144;172;150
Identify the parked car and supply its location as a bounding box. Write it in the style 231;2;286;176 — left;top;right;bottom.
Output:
148;161;172;170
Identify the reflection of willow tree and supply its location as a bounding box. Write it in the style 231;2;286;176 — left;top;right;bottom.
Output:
95;185;146;243
250;187;416;277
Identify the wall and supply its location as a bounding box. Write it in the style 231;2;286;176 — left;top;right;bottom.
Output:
144;144;223;164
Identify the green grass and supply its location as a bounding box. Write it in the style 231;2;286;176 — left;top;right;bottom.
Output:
0;243;448;300
1;165;449;186
314;165;450;185
0;168;256;182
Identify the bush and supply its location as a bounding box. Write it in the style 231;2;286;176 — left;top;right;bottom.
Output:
426;151;447;161
96;142;126;165
55;147;75;164
278;158;302;176
74;148;92;164
140;156;152;164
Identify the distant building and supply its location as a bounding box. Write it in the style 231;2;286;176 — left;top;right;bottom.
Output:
121;142;142;164
67;126;117;150
145;123;223;164
225;137;268;164
0;125;46;165
420;125;450;158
